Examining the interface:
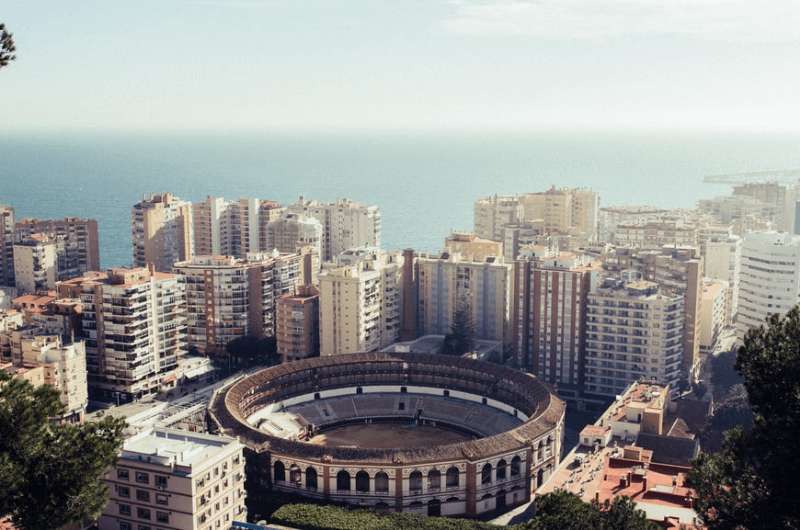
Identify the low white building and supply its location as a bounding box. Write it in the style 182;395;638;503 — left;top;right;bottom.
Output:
99;428;247;530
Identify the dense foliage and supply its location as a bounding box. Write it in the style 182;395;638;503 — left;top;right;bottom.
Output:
271;503;497;530
688;307;800;529
0;371;126;530
0;23;15;69
224;335;280;369
441;301;475;355
271;492;656;530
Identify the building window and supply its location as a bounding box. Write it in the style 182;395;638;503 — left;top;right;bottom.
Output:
156;511;169;523
443;390;450;397
398;402;405;411
137;526;151;530
119;523;131;530
496;459;507;480
155;475;168;489
118;486;130;498
155;494;169;506
135;472;149;484
409;471;423;493
118;503;131;516
481;463;492;485
136;490;150;502
482;397;488;405
356;386;363;394
314;392;321;400
446;467;459;488
136;507;151;520
355;471;370;492
305;467;318;491
374;472;389;493
274;461;286;482
400;386;407;393
117;468;130;481
510;456;522;477
336;470;351;491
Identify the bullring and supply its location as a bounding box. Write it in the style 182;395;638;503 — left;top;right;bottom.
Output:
209;352;565;517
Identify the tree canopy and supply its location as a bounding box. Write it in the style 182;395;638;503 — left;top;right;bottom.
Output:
441;300;475;356
0;371;126;530
518;491;657;530
0;23;16;69
688;307;800;529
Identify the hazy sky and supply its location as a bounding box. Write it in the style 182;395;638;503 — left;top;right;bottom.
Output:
3;0;800;132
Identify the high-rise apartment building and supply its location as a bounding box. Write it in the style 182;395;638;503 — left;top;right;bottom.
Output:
13;233;58;293
191;196;284;258
132;193;193;272
57;267;186;403
0;205;16;286
276;284;320;362
288;197;381;262
603;246;702;375
511;246;599;396
98;428;247;530
473;195;520;241
265;211;323;259
416;252;510;342
736;231;800;340
502;221;546;262
699;279;726;356
700;233;741;325
519;187;599;241
612;221;697;248
598;206;670;244
14;217;100;278
319;251;402;355
584;278;684;398
174;251;306;354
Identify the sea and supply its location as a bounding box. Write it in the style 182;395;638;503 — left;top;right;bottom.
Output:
2;129;800;268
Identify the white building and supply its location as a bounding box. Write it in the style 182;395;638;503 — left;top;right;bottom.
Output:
701;234;741;325
737;231;800;339
98;428;247;530
192;196;285;258
265;211;323;259
289;197;381;262
319;251;403;355
584;278;684;398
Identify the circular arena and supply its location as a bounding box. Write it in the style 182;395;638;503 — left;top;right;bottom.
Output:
209;352;565;517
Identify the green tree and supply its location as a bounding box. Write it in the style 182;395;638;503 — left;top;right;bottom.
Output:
520;491;657;530
688;307;800;529
441;301;475;356
225;335;280;368
0;371;126;530
0;23;16;69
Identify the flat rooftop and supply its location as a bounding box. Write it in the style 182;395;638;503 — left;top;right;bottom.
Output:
122;427;239;468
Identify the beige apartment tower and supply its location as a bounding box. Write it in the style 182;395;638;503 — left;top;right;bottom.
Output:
174;251;307;354
0;204;14;286
276;285;320;361
13;233;58;294
319;251;402;355
132;192;193;272
584;278;684;398
289;197;381;262
58;267;186;403
416;252;510;342
15;216;100;278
